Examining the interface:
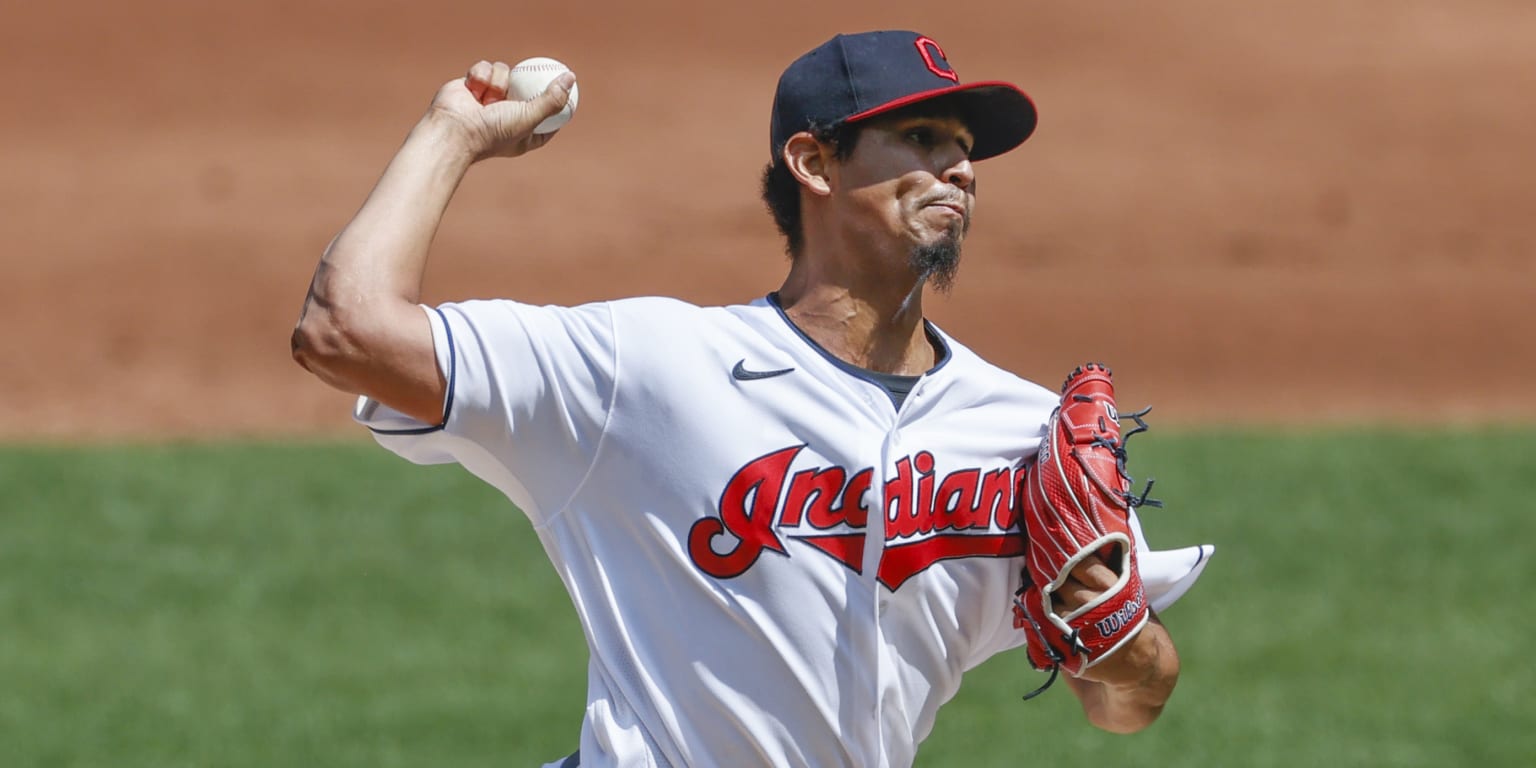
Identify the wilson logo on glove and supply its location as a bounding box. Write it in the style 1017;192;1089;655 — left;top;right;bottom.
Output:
1014;363;1162;699
1093;589;1145;639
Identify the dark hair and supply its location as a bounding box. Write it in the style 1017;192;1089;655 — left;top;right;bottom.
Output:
760;120;861;257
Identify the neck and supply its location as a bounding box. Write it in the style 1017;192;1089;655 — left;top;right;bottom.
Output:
776;251;935;375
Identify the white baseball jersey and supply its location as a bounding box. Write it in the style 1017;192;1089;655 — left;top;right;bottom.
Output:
356;294;1212;768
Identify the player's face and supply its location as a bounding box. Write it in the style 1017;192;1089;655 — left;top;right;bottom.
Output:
833;111;977;288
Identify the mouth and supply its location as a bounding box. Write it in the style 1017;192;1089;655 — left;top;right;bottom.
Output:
921;199;970;236
924;203;968;233
925;200;967;217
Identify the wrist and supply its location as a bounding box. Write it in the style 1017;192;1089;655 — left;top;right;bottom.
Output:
408;111;482;171
1083;620;1175;692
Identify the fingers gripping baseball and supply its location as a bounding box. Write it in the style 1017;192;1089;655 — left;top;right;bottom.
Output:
465;60;511;103
429;60;577;161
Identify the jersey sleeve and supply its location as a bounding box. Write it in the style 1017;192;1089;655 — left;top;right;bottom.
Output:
1130;509;1217;613
355;300;618;525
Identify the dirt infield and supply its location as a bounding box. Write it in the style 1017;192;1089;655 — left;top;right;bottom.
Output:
3;1;1532;439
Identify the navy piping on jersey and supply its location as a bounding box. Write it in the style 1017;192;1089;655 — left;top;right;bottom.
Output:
765;292;952;408
367;306;456;435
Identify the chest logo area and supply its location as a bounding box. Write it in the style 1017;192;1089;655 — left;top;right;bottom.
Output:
687;445;1024;590
732;359;796;381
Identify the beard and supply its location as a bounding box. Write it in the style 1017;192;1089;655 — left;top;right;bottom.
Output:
909;232;963;293
908;200;970;293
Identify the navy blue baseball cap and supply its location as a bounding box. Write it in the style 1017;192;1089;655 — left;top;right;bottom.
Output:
769;31;1038;164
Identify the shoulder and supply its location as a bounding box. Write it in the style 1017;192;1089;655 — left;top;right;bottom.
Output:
430;295;771;350
428;299;617;347
605;295;773;335
931;327;1058;405
434;296;704;333
606;295;711;319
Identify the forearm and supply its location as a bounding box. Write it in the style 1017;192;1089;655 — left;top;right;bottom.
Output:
304;115;474;326
292;115;473;412
292;62;573;422
1066;614;1180;734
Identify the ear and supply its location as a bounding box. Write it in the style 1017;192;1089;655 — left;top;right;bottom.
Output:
783;133;834;196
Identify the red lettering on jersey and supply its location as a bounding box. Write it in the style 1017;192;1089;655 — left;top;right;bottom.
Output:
878;534;1024;590
915;36;960;83
783;466;847;528
842;468;872;528
913;451;937;534
689;446;1024;589
891;451;948;538
884;455;914;538
794;533;865;575
935;468;981;529
978;468;1017;529
688;445;802;578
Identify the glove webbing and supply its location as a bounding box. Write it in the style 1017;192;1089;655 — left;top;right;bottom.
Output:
1085;402;1162;511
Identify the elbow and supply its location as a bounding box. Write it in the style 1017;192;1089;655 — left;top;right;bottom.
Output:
1074;624;1181;734
1080;678;1174;734
291;309;360;387
291;316;330;373
1089;700;1166;735
1095;657;1179;734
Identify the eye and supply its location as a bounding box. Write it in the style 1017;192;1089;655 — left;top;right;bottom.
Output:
905;126;936;147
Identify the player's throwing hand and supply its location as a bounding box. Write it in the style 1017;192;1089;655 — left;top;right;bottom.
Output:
425;60;577;162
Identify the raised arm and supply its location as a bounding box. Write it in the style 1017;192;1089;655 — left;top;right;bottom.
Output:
291;61;577;424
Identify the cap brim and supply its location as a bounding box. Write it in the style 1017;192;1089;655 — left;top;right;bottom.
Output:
844;81;1038;161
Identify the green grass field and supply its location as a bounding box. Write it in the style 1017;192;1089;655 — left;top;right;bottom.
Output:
3;431;1532;767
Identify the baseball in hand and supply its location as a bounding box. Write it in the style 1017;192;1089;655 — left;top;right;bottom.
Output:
507;57;580;134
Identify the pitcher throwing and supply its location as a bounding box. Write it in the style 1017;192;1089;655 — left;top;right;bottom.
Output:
293;30;1213;767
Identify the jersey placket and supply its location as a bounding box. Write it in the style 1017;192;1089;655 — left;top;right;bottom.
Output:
862;374;928;768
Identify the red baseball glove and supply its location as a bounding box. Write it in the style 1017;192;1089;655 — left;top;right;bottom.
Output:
1015;363;1158;694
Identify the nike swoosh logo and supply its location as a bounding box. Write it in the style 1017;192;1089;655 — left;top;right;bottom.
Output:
732;359;795;381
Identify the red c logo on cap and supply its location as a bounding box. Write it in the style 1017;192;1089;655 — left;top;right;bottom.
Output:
915;36;959;83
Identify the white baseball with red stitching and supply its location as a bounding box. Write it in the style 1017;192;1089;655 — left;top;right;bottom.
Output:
507;57;580;133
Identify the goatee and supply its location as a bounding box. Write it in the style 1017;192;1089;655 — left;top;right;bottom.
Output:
909;234;963;293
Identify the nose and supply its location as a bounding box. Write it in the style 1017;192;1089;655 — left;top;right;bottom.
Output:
943;156;975;191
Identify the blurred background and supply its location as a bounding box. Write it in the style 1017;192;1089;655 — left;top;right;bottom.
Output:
2;0;1532;437
2;1;1533;765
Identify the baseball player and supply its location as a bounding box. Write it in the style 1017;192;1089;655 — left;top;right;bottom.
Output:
293;30;1212;767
